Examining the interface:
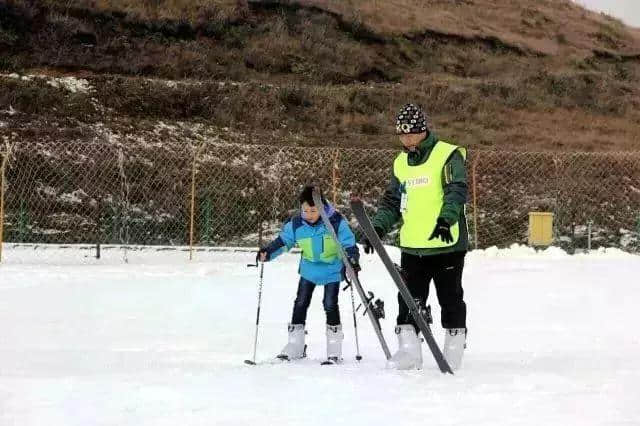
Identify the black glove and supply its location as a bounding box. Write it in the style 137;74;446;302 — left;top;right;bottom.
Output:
256;248;270;263
429;218;453;244
361;226;384;255
348;257;361;275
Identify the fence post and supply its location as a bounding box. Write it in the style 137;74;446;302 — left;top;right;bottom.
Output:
332;149;340;206
115;146;131;263
271;148;285;231
95;196;102;260
471;152;480;249
0;143;13;264
0;151;6;263
189;142;206;261
553;154;563;246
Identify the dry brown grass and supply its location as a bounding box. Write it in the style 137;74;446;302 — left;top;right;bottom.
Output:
36;0;640;54
3;70;639;151
2;0;639;152
38;0;238;20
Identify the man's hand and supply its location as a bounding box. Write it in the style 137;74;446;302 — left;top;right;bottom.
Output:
429;218;453;244
361;226;384;255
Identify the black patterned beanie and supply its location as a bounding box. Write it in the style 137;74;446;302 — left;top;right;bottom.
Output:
395;104;428;134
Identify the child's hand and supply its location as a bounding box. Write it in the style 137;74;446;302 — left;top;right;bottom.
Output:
256;250;269;263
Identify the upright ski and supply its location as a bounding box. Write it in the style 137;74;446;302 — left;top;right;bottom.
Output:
312;188;392;361
351;197;454;374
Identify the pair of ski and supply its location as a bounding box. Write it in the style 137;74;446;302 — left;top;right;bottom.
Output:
257;356;338;366
312;188;453;375
278;354;340;366
275;345;339;366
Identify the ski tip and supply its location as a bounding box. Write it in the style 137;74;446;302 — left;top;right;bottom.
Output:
244;360;257;365
439;364;455;375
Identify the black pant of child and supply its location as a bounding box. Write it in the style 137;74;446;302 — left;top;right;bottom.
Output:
291;278;341;326
398;251;467;331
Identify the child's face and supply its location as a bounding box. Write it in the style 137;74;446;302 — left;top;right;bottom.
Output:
301;202;321;224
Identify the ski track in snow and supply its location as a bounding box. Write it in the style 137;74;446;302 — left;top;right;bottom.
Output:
0;246;639;425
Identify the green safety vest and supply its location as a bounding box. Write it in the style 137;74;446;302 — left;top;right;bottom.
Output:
393;141;467;249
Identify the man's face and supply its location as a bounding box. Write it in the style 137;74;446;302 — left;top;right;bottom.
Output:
301;202;320;224
399;132;426;151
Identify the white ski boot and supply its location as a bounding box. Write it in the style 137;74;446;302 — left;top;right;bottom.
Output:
443;328;466;371
323;324;344;365
277;324;306;361
386;324;423;370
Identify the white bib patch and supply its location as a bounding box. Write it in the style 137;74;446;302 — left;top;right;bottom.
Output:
400;191;408;213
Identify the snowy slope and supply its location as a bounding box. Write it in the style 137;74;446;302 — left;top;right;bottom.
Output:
0;246;639;426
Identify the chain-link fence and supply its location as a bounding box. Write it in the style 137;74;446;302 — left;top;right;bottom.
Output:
1;141;639;262
473;151;640;251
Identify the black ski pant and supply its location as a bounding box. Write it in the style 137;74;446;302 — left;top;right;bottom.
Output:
291;278;341;326
398;251;467;332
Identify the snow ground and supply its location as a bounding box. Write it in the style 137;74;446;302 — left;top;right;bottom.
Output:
0;245;639;426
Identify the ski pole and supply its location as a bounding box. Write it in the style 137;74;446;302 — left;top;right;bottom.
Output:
343;278;362;361
245;260;265;366
349;282;362;361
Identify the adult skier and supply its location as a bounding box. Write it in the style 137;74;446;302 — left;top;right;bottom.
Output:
361;104;469;370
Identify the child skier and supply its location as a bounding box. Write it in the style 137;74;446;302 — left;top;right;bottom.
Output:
257;185;360;363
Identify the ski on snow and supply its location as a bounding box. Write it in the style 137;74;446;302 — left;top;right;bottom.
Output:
350;197;454;375
312;188;392;362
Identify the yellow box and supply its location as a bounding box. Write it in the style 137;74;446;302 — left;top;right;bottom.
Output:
528;212;554;246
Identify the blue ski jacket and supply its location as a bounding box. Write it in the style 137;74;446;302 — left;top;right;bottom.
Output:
262;204;359;285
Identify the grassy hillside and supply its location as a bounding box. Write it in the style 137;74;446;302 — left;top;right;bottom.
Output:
1;0;639;151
